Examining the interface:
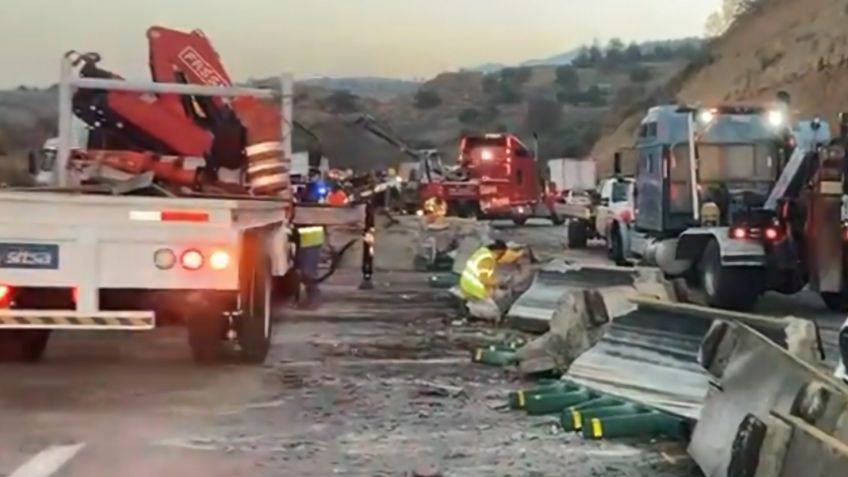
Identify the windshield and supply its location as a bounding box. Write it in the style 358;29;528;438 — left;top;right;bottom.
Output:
40;149;57;171
611;181;630;202
463;136;508;150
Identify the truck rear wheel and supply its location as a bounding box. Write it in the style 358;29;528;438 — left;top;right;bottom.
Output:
236;233;273;364
512;216;528;226
698;240;762;311
820;292;848;313
567;220;589;249
0;330;50;363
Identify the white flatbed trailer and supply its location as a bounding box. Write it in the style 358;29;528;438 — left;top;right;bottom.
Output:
0;191;292;363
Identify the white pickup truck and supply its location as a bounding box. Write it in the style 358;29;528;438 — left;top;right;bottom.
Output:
562;177;635;260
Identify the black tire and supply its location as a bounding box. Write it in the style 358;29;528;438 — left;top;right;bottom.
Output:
698;240;762;311
0;330;50;363
550;214;566;226
236;234;273;364
820;292;848;313
567;220;588;249
512;217;528;226
187;308;227;364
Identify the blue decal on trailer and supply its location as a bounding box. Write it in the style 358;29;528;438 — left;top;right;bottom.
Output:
0;243;59;269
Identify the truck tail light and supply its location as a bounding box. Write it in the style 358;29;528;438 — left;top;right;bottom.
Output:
764;227;780;241
730;227;747;240
0;285;12;306
209;250;230;270
180;249;204;271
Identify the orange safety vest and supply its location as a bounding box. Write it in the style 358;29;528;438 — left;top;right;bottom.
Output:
326;189;348;205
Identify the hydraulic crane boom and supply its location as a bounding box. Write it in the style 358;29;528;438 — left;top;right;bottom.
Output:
67;26;288;196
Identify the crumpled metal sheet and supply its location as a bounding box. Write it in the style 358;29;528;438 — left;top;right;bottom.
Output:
506;264;637;333
565;303;713;419
563;300;819;421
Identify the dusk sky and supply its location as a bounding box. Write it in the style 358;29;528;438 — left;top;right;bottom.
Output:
0;0;721;88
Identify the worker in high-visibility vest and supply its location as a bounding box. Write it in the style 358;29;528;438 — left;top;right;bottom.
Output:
295;225;325;308
459;240;509;301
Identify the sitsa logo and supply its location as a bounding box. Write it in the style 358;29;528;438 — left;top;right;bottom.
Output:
177;47;229;87
4;250;52;266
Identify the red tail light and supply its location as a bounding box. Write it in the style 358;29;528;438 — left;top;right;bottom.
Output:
764;227;780;241
180;250;204;270
0;285;12;306
730;227;747;240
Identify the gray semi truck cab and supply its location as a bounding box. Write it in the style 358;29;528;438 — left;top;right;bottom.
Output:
617;103;848;311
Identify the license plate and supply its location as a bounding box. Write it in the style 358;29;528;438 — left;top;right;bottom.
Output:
0;243;59;269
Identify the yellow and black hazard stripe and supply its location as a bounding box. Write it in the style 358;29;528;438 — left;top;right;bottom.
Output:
0;315;154;328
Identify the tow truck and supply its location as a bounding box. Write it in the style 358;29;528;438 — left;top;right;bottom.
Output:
617;99;848;311
354;116;563;224
0;26;368;364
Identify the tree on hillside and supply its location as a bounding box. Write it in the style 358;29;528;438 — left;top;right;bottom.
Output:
588;45;604;64
501;67;532;85
414;89;442;109
624;43;643;62
629;66;653;83
603;38;626;66
324;90;360;113
554;65;580;93
573;47;593;67
583;85;607;107
524;98;563;134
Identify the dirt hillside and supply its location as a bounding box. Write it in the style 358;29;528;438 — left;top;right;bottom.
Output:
593;0;848;175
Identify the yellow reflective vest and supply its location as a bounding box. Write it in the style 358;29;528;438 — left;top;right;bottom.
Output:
298;226;325;248
460;247;495;300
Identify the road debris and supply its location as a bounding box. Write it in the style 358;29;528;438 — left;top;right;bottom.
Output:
413;380;466;398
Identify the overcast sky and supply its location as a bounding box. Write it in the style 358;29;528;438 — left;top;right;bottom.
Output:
0;0;721;88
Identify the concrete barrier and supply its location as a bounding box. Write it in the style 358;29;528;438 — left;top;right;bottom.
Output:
374;215;490;272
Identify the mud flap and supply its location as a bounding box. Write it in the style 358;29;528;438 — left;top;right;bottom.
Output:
688;320;848;477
